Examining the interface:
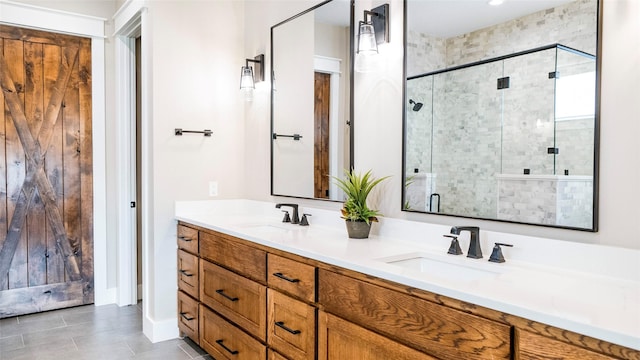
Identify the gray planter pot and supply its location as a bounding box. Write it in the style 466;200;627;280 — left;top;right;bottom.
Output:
345;220;371;239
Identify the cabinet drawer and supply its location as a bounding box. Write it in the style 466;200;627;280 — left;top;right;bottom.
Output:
318;311;436;360
318;269;511;360
200;305;267;360
178;250;199;299
200;231;266;282
268;290;316;360
269;349;290;360
177;291;199;344
267;254;315;303
200;260;267;341
517;330;616;360
177;224;198;254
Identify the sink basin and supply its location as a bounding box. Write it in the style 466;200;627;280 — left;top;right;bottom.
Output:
378;252;503;283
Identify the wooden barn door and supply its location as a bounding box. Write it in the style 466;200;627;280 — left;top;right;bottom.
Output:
314;72;330;199
0;25;93;318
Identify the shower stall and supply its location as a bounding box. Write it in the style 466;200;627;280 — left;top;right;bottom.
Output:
405;44;596;228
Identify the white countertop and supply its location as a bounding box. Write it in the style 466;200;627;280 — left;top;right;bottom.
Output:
175;199;640;351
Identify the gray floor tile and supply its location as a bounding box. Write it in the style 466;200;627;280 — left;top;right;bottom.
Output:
0;335;24;352
0;303;209;360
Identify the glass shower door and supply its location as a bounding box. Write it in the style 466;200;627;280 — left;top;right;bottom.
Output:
431;61;503;218
501;48;557;176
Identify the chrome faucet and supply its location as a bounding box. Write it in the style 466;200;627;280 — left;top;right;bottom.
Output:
450;226;482;259
275;203;299;224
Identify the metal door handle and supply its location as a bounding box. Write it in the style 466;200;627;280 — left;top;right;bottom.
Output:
215;289;239;302
216;339;239;355
273;272;300;283
179;269;193;277
275;321;301;335
179;312;194;321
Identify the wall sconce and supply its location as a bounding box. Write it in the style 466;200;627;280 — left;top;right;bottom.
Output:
239;54;264;90
357;4;389;54
356;4;389;72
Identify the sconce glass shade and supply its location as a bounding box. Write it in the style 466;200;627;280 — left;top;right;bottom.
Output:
240;65;255;89
357;21;378;54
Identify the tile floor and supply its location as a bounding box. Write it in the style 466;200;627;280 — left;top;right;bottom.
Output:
0;303;210;360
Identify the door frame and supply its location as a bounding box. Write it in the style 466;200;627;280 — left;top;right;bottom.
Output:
0;2;108;304
114;1;149;309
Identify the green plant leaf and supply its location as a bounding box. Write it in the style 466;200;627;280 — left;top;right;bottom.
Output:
331;169;390;224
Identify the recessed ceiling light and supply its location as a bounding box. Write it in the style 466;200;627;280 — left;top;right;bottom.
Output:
488;0;505;5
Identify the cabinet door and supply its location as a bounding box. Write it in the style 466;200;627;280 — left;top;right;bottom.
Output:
177;224;199;254
269;349;290;360
268;289;316;360
517;330;617;360
318;269;511;360
178;250;199;299
200;231;266;282
318;311;437;360
200;305;267;360
267;254;315;302
177;291;199;344
200;260;267;341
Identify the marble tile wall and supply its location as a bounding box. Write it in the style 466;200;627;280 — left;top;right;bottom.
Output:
497;176;593;228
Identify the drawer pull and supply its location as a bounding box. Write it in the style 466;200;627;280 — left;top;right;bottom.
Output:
275;321;301;335
273;272;300;283
179;269;194;277
178;236;193;242
216;339;239;355
215;289;239;302
179;312;194;321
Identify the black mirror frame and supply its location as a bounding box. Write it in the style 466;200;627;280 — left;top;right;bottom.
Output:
270;0;355;201
400;0;602;232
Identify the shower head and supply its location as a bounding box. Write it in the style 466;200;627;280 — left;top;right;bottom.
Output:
409;99;423;112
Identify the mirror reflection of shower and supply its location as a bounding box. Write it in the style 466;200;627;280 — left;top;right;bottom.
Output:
409;99;423;111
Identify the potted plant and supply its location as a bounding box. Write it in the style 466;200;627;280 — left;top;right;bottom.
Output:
332;170;390;239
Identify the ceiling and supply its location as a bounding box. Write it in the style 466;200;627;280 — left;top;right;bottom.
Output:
408;0;576;38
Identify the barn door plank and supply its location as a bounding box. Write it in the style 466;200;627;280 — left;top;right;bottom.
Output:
3;38;28;290
78;38;94;300
0;39;7;291
63;45;81;274
24;41;47;287
43;44;65;283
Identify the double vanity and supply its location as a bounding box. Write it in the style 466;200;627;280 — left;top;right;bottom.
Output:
174;199;640;359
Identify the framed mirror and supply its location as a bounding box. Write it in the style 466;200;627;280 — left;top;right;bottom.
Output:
402;0;600;231
271;0;354;201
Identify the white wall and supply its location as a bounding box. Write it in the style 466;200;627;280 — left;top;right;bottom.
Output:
144;0;246;334
245;0;640;250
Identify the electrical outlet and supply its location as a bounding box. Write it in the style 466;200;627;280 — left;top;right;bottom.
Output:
209;181;218;197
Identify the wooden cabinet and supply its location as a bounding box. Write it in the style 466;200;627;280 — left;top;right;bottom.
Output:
200;230;266;282
318;268;511;360
267;253;316;303
516;330;617;360
177;224;200;341
177;250;199;299
318;311;437;360
177;224;199;254
200;260;267;341
178;222;639;360
200;305;267;360
177;291;199;344
268;349;290;360
268;289;316;360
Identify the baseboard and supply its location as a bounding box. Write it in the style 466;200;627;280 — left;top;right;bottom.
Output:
94;286;117;306
143;314;179;343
